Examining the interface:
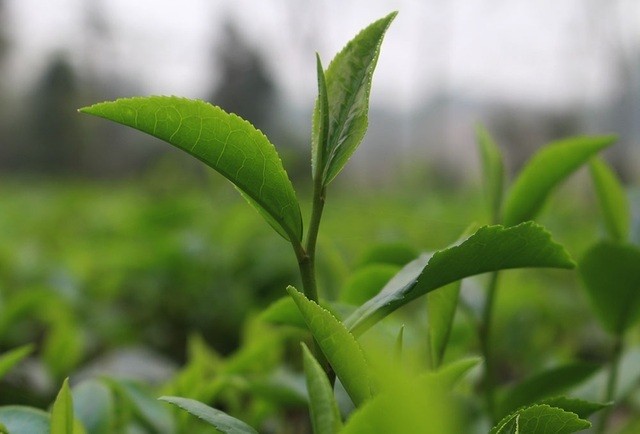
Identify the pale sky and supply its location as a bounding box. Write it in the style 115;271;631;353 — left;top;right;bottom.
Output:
4;0;640;111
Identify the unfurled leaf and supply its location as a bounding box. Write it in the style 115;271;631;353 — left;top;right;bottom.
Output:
538;397;609;420
0;344;33;381
80;97;302;242
490;404;590;434
160;396;258;434
579;241;640;335
0;407;50;434
427;281;461;369
476;124;504;222
318;12;397;185
301;343;342;434
51;379;74;434
502;136;615;226
496;363;600;418
287;286;373;406
346;222;574;335
589;157;629;242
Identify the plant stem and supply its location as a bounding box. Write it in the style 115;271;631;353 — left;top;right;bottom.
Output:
479;271;500;422
597;334;623;434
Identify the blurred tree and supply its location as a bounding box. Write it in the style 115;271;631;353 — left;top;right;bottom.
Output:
27;54;85;174
208;21;276;134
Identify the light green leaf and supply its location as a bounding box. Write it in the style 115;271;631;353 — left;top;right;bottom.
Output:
312;53;330;181
159;396;258;434
420;357;481;390
0;407;50;434
427;281;461;369
301;343;343;434
107;379;175;433
346;222;574;335
476;124;504;222
496;363;600;418
319;12;397;185
538;397;609;420
287;286;374;406
490;405;590;434
51;379;74;434
394;325;404;362
589;157;630;242
0;344;34;381
502;135;615;226
80;96;302;242
260;296;306;328
579;241;640;335
73;380;115;434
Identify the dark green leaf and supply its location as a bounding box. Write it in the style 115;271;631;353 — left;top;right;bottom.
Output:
427;281;461;369
319;12;397;184
490;405;590;434
0;407;50;434
502;136;615;226
346;222;574;335
0;345;34;381
589;157;629;242
496;363;600;418
579;241;640;335
51;379;74;434
287;286;374;406
160;396;258;434
80;96;302;242
301;344;342;434
476;124;504;222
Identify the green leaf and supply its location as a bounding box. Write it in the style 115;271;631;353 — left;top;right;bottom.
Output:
346;222;574;335
260;296;306;328
319;12;397;185
312;53;330;182
502;135;615;226
579;241;640;335
0;407;50;434
537;397;609;420
286;286;374;406
159;396;258;434
0;344;34;381
80;96;302;242
496;363;600;418
340;264;400;306
107;379;175;433
301;343;343;434
72;380;115;434
476;124;504;222
490;405;590;434
589;157;630;242
51;379;74;434
420;357;481;390
427;281;461;369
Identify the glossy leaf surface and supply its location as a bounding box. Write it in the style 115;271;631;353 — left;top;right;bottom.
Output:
579;241;640;334
589;157;629;242
502;136;615;226
346;222;574;335
318;12;397;184
80;97;302;241
538;397;608;420
287;286;373;406
160;396;258;434
301;343;342;434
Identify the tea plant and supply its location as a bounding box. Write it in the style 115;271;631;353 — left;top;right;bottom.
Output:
2;10;638;434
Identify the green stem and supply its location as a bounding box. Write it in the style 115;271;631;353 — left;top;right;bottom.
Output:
480;271;500;423
597;335;623;434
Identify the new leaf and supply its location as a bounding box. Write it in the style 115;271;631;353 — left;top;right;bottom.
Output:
159;396;258;434
316;12;397;185
589;157;630;242
80;96;303;242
